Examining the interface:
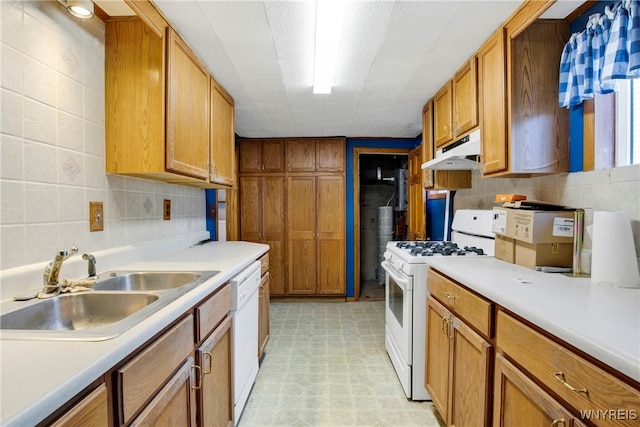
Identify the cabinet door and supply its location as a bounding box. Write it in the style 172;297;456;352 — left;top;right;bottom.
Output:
198;316;233;427
258;273;270;358
408;146;425;241
287;176;317;294
51;384;109;427
421;102;434;189
425;296;451;423
130;358;196;427
316;175;345;295
316;139;345;172
239;140;263;173
262;177;286;296
262;139;286;172
210;80;235;186
287;139;316;172
453;58;478;136
433;82;453;149
449;316;492;427
239;177;261;242
478;28;508;175
166;29;209;179
494;353;577;427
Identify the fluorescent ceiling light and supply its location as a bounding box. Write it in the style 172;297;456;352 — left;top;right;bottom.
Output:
313;0;346;94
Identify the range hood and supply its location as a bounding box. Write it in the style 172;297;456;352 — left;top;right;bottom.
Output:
421;129;481;170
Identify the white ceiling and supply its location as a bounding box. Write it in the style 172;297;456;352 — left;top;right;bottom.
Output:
99;0;583;139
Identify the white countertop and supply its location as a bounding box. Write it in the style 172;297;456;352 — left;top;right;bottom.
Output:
425;256;640;383
0;241;268;427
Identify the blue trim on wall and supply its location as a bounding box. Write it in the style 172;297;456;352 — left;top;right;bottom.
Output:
205;189;216;240
568;1;608;172
346;137;420;298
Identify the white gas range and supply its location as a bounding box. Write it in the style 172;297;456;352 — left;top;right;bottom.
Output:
381;209;495;400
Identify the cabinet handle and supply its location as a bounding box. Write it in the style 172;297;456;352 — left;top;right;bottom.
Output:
551;420;565;427
553;372;588;394
441;316;452;338
192;364;202;390
203;351;213;375
444;292;456;300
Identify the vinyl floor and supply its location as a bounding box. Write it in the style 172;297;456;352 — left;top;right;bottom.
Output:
238;301;443;427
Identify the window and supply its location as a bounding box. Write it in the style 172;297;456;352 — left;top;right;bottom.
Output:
615;79;640;166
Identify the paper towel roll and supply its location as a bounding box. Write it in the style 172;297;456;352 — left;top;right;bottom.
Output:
590;211;640;288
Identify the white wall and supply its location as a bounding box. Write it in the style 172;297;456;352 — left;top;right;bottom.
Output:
454;165;640;268
0;1;206;272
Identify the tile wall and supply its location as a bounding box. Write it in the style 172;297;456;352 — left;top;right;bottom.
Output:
454;164;640;268
0;1;206;271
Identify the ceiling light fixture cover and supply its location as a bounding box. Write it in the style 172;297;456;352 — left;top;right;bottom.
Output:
63;0;94;19
313;0;346;94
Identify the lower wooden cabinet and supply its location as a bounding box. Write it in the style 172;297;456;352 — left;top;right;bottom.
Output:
197;315;233;427
50;384;109;427
493;353;586;427
258;272;270;359
425;295;492;426
130;358;197;427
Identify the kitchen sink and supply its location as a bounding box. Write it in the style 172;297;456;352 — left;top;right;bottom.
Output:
0;293;159;331
0;270;219;341
92;271;210;291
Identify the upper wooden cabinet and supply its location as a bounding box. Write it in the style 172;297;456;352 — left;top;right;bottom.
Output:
433;58;479;150
479;2;569;177
210;79;236;187
106;9;235;188
287;138;345;173
421;101;471;191
165;29;210;180
239;139;286;173
433;82;453;149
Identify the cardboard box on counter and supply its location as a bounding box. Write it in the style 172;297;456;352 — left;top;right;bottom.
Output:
492;205;575;244
515;241;573;269
494;235;515;263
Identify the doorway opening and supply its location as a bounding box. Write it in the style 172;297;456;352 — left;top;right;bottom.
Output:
354;148;409;301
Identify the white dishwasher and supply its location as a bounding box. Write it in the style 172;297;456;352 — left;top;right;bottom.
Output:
230;261;261;425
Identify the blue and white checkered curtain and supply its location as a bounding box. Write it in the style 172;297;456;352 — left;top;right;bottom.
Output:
559;0;640;108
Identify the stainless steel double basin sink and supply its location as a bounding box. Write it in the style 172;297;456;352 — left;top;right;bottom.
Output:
0;270;219;341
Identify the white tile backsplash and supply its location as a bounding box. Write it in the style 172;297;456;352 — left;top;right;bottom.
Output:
454;164;640;269
0;1;207;273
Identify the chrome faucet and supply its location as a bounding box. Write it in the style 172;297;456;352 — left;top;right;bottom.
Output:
82;253;97;278
42;247;78;293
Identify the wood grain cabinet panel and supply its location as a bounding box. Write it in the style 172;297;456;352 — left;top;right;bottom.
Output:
425;296;452;423
116;316;194;425
287;139;345;173
196;316;233;427
408;146;425;241
421;101;471;191
433;83;454;149
493;353;584;427
166;29;209;179
196;283;231;342
479;14;569;177
258;272;270;359
50;384;109;427
497;311;640;427
452;58;478;137
239;176;286;295
129;358;197;427
239;139;286;173
210;79;236;187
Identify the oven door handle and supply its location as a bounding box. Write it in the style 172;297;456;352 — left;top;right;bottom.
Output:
381;260;413;291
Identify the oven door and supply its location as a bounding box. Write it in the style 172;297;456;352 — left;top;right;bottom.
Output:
381;260;413;365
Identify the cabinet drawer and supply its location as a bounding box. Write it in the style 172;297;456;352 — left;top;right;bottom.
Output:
117;315;194;425
259;252;269;277
196;283;231;342
428;268;492;337
497;311;640;427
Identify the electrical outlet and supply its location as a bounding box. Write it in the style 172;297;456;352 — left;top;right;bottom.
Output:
163;199;171;220
89;202;104;232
